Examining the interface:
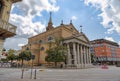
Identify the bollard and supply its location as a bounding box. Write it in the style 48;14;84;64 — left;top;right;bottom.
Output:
34;68;37;79
21;68;24;79
30;59;33;79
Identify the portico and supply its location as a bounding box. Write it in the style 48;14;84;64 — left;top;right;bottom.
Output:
64;33;91;68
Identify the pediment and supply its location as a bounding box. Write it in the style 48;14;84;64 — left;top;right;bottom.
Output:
76;33;89;43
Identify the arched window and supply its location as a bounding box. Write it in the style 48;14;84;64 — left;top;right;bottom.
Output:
48;36;53;41
40;47;44;51
39;40;43;43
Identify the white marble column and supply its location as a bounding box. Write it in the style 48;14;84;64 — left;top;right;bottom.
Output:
67;43;71;65
73;42;77;65
77;44;80;65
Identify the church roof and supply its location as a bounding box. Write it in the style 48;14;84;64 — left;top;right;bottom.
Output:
29;23;78;39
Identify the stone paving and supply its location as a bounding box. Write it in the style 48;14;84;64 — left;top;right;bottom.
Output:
0;66;120;81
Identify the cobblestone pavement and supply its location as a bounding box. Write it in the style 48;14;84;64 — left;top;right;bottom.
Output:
0;66;120;81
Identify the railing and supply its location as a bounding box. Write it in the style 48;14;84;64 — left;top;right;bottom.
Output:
0;19;16;34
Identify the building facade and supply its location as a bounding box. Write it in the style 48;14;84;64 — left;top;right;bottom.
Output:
22;13;92;68
0;0;22;59
90;39;120;64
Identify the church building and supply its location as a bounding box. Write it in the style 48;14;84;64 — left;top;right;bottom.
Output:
22;12;92;68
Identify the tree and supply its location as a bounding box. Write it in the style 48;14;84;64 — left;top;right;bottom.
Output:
19;51;32;67
91;53;95;63
7;49;16;66
45;38;67;67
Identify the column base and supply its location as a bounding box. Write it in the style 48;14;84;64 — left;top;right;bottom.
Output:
66;64;93;69
85;64;94;68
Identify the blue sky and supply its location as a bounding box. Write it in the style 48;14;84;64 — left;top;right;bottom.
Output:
4;0;120;50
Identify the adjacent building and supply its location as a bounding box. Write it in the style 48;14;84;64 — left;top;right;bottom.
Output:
90;39;120;64
22;13;92;68
0;0;22;60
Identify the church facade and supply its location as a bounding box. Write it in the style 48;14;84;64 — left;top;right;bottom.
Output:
22;13;91;68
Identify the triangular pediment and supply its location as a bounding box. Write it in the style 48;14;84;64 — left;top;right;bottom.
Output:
76;33;89;43
64;24;79;34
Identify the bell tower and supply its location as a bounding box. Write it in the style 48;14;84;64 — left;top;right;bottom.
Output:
0;0;22;59
46;12;54;31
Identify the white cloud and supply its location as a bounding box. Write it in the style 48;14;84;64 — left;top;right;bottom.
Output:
4;0;59;50
84;0;120;35
105;36;115;42
4;38;28;50
71;16;77;20
118;41;120;46
50;0;57;4
10;0;59;38
18;44;26;47
9;14;46;38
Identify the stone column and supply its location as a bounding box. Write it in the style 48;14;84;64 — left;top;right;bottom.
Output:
73;42;77;65
67;43;71;65
80;44;83;68
87;47;90;64
86;47;89;64
84;46;86;68
77;44;80;65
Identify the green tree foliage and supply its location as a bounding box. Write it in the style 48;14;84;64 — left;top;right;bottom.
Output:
7;49;16;65
19;51;32;67
91;53;95;63
45;38;67;67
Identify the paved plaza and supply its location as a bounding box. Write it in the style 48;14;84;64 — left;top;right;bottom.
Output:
0;66;120;81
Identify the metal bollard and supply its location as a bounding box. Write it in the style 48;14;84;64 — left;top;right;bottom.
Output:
34;68;37;79
21;68;24;79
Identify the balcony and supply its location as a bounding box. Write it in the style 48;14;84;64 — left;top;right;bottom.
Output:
0;19;16;38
